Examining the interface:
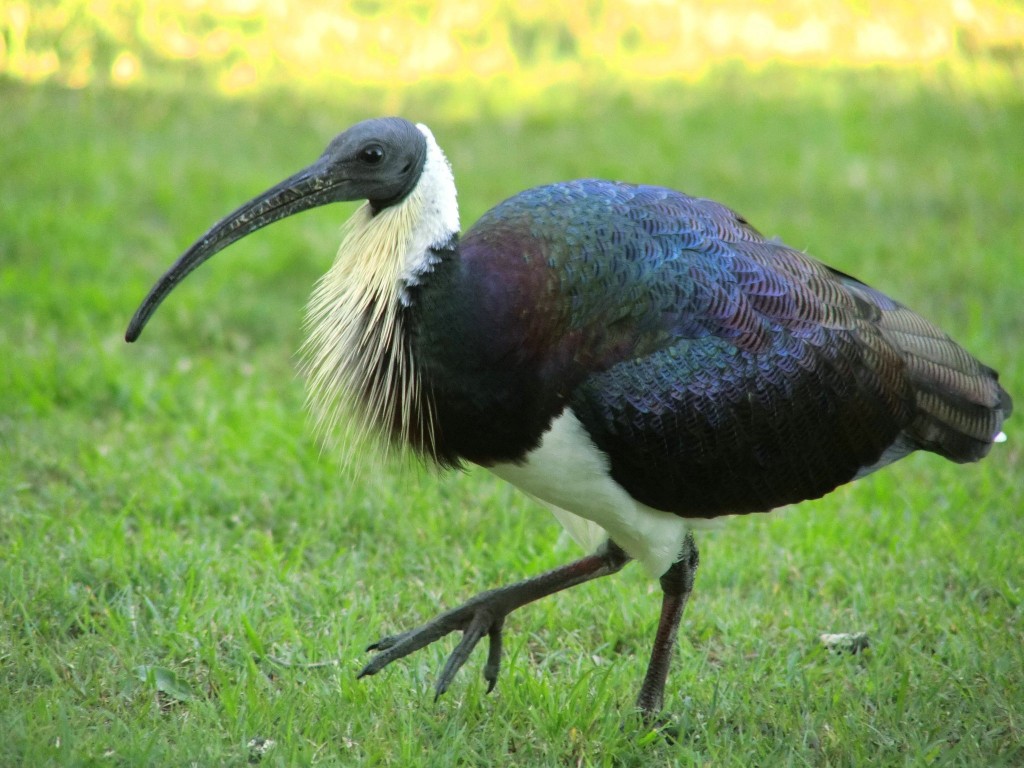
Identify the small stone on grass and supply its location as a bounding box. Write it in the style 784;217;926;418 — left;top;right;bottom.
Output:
819;632;870;653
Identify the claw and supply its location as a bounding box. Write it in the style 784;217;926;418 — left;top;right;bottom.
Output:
365;632;404;653
483;619;504;693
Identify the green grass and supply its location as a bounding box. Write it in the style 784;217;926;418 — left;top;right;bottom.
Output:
1;67;1022;766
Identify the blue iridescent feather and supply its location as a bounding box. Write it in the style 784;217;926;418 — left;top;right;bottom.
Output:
405;179;1010;517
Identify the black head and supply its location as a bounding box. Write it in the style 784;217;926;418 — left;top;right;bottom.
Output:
320;117;428;212
125;117;428;342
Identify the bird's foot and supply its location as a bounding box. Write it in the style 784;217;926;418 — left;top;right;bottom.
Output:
357;543;631;699
359;587;509;698
626;710;682;744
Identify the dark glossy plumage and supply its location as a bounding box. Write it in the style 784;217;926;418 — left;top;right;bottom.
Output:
407;180;1011;516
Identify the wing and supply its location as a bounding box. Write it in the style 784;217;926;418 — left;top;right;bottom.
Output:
415;180;1010;516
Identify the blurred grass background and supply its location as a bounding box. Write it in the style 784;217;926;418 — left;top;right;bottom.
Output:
1;1;1022;766
4;0;1024;94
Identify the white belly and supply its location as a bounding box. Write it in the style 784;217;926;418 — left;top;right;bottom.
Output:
488;408;695;577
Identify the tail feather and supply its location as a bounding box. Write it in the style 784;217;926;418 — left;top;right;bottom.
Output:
840;273;1012;465
881;309;985;374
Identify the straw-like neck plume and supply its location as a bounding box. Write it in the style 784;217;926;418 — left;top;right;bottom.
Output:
300;125;459;463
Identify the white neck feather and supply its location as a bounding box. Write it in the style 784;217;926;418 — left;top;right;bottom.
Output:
299;123;459;462
397;124;460;301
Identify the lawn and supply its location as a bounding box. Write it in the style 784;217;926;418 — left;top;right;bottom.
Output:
1;66;1022;766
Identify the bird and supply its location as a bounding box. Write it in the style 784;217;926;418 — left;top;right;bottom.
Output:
126;116;1012;719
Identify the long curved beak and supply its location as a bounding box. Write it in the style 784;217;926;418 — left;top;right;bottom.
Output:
126;157;348;342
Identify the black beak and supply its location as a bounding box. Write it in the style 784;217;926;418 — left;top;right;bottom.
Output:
125;157;348;342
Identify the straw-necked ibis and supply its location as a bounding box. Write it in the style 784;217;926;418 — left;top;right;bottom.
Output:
126;117;1011;718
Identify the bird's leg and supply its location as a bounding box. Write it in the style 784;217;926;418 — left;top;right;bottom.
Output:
359;540;631;698
635;531;699;718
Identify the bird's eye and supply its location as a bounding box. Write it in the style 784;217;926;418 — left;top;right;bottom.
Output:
359;145;385;165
